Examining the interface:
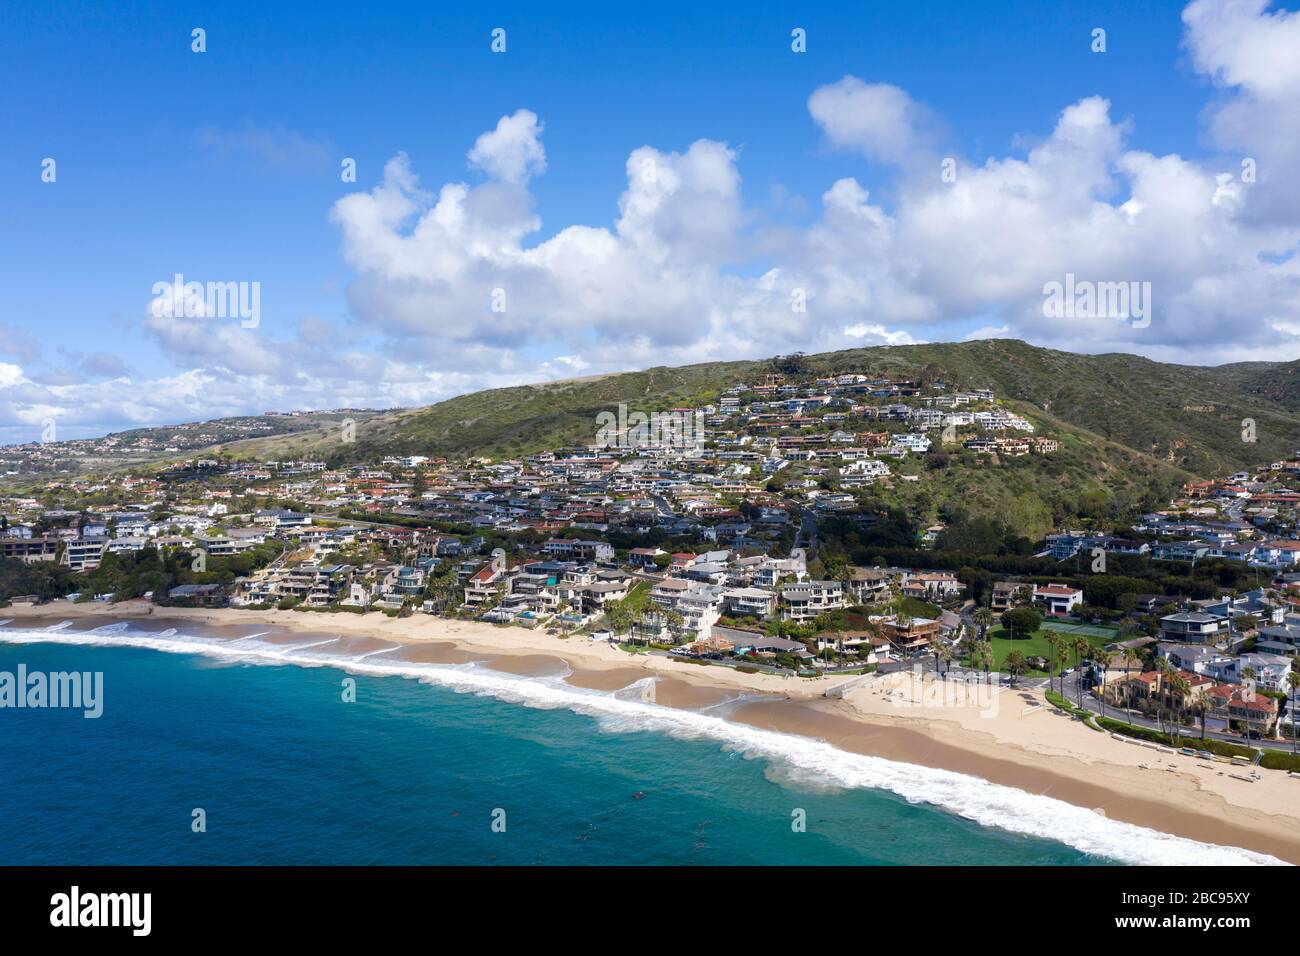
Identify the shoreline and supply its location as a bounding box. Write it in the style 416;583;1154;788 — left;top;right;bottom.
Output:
4;599;1299;864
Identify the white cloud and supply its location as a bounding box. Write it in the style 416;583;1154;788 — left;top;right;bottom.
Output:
6;0;1300;440
807;78;940;165
467;109;547;183
1184;0;1300;223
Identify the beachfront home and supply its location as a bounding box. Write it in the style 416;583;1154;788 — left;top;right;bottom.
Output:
875;615;941;657
463;558;508;610
62;536;108;572
166;583;228;607
779;580;846;622
722;586;777;620
713;626;814;662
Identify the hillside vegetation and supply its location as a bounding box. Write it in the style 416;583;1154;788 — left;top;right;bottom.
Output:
214;339;1300;477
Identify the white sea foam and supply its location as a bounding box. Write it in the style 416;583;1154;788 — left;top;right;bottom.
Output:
0;622;1287;867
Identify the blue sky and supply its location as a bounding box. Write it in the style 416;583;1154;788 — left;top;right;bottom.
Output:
2;0;1299;440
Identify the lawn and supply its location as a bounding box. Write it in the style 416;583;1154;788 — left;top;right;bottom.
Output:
621;580;652;614
972;626;1114;677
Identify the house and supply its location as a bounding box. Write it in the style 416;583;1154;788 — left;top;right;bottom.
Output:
0;535;60;563
813;630;891;662
846;567;890;605
281;563;354;606
166;583;227;607
1208;684;1279;737
672;584;726;640
991;580;1030;613
714;626;813;661
901;571;965;601
1159;610;1230;645
779;580;846;622
62;536;108;572
1033;583;1083;617
722;586;777;620
543;538;615;562
875;615;942;656
627;547;666;569
463;554;508;610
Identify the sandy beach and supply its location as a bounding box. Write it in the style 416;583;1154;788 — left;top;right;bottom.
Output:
5;599;1299;864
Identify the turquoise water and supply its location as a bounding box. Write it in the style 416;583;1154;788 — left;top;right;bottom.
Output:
0;622;1279;865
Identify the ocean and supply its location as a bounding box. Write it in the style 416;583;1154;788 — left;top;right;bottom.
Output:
0;618;1280;866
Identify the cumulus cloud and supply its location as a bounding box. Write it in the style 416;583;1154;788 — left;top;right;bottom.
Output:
807;78;941;164
467;109;547;183
4;0;1300;440
1183;0;1300;224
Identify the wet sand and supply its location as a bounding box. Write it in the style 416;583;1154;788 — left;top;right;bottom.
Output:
389;642;483;666
484;654;571;678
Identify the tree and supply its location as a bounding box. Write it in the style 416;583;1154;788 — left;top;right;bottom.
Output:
1072;635;1091;708
1169;672;1190;746
1188;696;1209;741
972;606;993;642
1001;606;1041;638
973;641;994;685
1288;668;1300;754
1044;634;1061;694
1005;651;1028;687
1155;659;1174;736
937;642;953;679
1093;649;1114;720
663;608;684;643
605;602;634;646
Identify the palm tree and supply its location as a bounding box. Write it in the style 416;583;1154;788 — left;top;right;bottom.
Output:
1188;696;1209;740
938;643;953;680
663;608;684;645
1005;651;1028;688
1054;641;1072;697
1155;658;1174;736
973;606;993;642
1287;669;1300;754
1072;636;1091;708
1044;634;1061;694
973;642;994;685
929;636;944;679
1093;649;1113;720
1169;672;1190;747
605;602;633;647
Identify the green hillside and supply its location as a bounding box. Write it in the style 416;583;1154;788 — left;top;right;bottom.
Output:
215;340;1300;476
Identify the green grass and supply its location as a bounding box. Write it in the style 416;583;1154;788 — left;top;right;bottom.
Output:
975;626;1113;677
621;580;652;614
1041;620;1119;638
